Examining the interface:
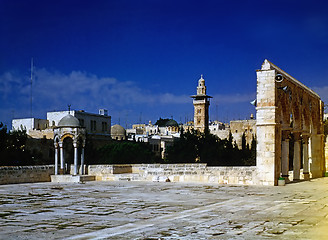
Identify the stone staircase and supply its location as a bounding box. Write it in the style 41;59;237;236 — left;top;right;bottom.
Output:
50;174;96;183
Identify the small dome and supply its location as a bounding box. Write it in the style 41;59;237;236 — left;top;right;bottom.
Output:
58;114;80;127
111;124;126;135
165;119;178;127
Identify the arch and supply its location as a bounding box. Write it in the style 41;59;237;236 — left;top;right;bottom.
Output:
63;137;74;174
256;59;324;185
61;133;74;142
53;114;86;176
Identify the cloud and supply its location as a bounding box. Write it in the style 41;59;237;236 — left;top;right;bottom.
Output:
31;69;191;108
0;69;191;123
0;68;257;127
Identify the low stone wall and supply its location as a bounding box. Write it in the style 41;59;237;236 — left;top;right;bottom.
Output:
87;164;132;180
0;164;258;185
0;165;54;185
134;164;258;184
88;164;258;185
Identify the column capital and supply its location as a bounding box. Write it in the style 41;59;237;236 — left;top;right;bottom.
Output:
293;131;302;140
59;142;63;148
282;130;291;141
302;133;310;143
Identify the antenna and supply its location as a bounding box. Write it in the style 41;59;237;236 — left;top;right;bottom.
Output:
139;112;142;124
30;58;33;119
215;103;218;121
68;104;71;114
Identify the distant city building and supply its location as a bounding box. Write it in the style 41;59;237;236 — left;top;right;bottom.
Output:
47;110;111;136
191;75;212;132
125;119;180;159
324;113;328;121
111;124;126;140
229;119;256;148
12;109;111;139
12;109;111;164
208;117;256;149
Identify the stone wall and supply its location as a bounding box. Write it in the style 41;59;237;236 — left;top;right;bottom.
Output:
0;165;54;185
0;164;257;185
89;164;258;185
87;164;132;180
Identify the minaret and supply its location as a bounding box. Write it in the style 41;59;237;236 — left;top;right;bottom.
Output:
191;75;212;133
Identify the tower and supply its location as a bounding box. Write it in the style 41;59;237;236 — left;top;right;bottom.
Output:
191;75;212;132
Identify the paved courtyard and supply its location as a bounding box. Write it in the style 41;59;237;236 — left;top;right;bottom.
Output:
1;178;328;239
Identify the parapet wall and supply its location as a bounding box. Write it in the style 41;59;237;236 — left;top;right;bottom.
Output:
0;164;258;185
0;165;54;185
89;164;259;185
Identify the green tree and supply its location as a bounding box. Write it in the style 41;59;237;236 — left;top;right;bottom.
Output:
0;122;33;166
165;130;256;166
165;130;199;163
94;140;160;164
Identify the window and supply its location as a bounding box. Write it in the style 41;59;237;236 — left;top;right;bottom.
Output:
152;144;159;152
102;122;107;132
90;120;97;131
79;119;85;127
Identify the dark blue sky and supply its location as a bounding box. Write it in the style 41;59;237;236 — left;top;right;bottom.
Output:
1;0;328;128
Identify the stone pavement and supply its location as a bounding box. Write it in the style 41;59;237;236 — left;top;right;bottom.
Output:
1;178;328;239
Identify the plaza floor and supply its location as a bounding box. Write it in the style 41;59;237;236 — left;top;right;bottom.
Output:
1;178;328;239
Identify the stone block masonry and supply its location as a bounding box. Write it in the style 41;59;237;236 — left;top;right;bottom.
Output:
0;165;54;185
89;164;259;185
0;164;258;185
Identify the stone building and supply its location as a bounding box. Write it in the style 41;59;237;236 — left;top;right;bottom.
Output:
191;75;212;132
47;109;111;136
12;109;111;164
256;59;325;185
111;124;126;140
230;119;256;149
12;109;111;139
208;118;256;149
125;120;180;159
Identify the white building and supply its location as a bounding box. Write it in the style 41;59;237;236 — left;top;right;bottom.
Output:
47;109;111;136
12;109;111;139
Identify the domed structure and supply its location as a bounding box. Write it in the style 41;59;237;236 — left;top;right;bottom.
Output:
111;124;126;140
58;114;80;127
54;114;85;176
165;119;178;127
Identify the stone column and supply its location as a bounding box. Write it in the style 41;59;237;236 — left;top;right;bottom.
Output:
255;66;280;186
293;132;301;180
73;142;78;175
325;135;328;175
54;144;58;175
281;131;290;181
59;142;64;175
311;134;324;178
81;147;85;175
302;134;310;180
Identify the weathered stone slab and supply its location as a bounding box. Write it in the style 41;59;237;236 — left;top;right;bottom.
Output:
50;175;95;183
